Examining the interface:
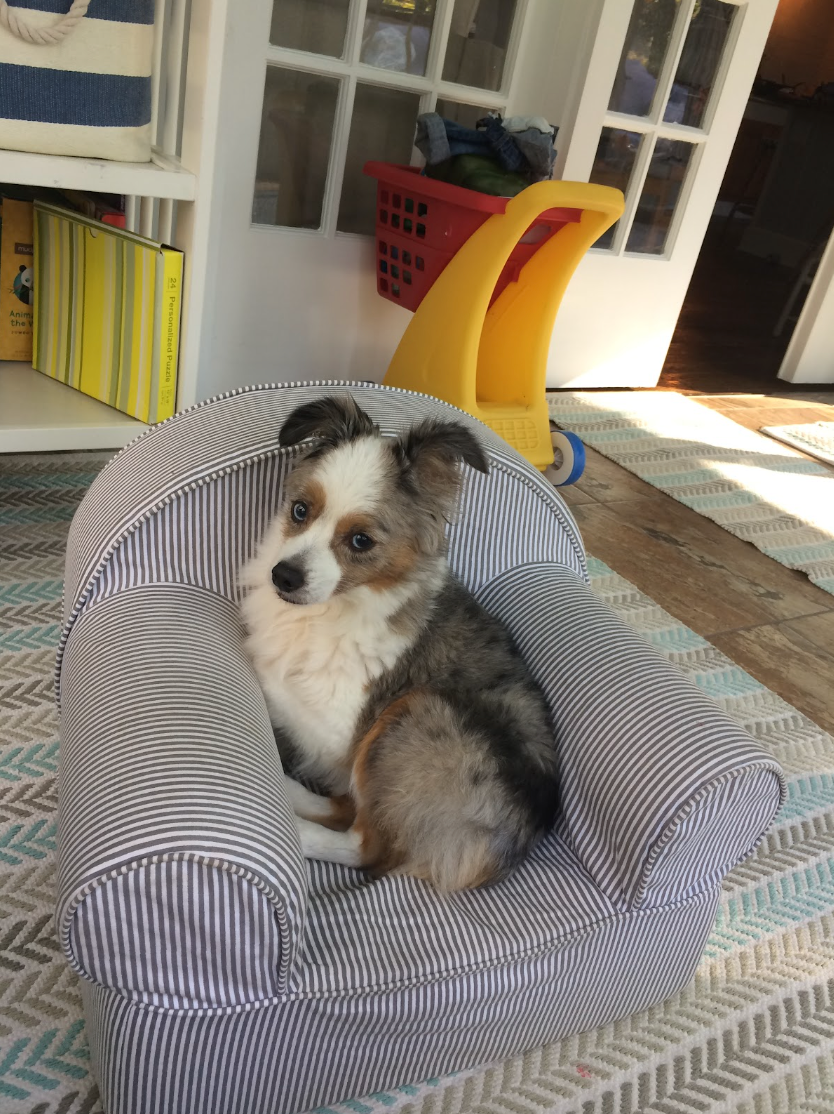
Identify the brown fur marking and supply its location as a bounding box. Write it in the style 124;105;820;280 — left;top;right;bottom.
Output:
315;794;356;832
331;513;420;592
350;693;419;873
363;539;421;592
350;692;418;798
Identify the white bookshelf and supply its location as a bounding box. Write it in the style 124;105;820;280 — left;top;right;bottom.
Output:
1;148;196;202
0;363;147;453
0;1;227;454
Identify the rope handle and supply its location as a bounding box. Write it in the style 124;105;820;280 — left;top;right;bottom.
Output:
0;0;90;45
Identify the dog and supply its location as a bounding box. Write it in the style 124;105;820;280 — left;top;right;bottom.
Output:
240;395;559;891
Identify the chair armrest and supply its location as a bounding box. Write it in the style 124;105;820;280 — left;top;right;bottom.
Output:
478;563;785;911
57;585;306;1008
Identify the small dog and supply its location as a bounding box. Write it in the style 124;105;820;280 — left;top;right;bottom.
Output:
240;395;558;891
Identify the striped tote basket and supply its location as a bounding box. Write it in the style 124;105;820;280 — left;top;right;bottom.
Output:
0;0;154;162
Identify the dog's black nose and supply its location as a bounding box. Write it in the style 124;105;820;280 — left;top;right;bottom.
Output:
272;561;305;594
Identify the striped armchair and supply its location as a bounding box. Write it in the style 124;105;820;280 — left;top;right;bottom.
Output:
56;383;784;1114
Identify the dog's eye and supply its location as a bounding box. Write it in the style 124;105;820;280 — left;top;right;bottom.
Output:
350;533;374;552
291;501;308;523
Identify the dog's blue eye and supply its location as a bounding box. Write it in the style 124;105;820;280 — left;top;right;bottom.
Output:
291;501;308;523
351;533;374;552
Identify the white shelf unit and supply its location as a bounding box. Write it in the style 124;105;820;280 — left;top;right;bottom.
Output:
0;0;227;454
0;362;147;453
0;147;196;201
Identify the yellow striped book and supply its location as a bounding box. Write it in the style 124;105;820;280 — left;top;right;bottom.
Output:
148;246;183;423
33;202;183;423
117;238;156;422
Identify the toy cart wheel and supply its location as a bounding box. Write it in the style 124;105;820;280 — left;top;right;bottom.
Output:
545;427;585;486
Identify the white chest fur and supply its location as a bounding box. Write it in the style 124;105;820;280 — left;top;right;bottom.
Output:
240;578;414;789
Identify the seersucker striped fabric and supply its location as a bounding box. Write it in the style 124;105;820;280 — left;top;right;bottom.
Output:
57;382;785;1114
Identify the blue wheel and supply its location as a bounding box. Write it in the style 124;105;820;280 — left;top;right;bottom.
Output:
546;428;585;486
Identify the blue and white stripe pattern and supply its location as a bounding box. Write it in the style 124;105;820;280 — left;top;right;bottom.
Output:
57;383;785;1114
0;1;154;161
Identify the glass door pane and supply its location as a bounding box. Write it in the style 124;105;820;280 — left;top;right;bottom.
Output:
253;68;341;228
434;98;495;127
590;126;644;248
608;0;682;117
664;0;736;127
337;84;421;235
270;0;351;57
442;0;520;92
360;0;438;76
625;138;695;254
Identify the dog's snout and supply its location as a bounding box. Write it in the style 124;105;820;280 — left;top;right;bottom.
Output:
272;561;305;594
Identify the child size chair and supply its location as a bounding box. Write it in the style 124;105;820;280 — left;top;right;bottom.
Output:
57;382;783;1114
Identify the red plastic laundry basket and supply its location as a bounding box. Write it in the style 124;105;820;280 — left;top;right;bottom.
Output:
363;161;582;312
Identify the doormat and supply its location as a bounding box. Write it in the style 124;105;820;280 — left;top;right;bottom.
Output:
762;421;834;468
548;391;834;596
3;451;834;1114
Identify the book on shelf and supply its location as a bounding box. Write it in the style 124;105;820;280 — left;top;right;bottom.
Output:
0;196;34;361
33;202;182;423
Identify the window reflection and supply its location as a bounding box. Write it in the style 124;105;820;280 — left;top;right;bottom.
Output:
361;0;437;77
269;0;350;57
665;0;735;128
590;127;643;248
609;0;681;118
442;0;519;92
253;68;340;229
337;84;421;235
626;138;694;253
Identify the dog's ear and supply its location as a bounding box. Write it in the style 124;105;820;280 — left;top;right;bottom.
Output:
394;419;489;490
279;395;376;449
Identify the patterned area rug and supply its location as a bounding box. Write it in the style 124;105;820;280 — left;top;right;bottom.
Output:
0;451;111;1114
2;452;834;1114
762;422;834;468
548;391;834;596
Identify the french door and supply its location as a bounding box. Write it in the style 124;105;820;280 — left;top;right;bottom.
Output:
548;0;781;387
190;0;781;397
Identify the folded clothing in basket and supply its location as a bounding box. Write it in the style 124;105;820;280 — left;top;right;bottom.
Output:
415;112;558;195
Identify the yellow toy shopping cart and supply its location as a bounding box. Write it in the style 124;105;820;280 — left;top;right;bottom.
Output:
364;162;624;475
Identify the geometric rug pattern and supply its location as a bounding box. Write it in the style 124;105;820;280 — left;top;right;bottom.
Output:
0;450;110;1114
2;450;834;1114
549;391;834;597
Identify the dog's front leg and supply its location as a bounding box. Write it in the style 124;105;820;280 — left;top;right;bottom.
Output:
284;777;334;821
295;817;363;867
284;777;355;830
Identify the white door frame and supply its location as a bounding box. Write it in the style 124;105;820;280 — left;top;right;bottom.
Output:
778;228;834;384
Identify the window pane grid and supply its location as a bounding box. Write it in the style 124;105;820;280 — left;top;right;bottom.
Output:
617;0;699;125
263;50;514;104
359;1;438;77
603;112;709;143
645;0;699;124
592;0;737;257
257;0;523;236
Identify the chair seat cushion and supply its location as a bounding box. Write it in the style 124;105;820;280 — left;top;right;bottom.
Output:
300;827;614;994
